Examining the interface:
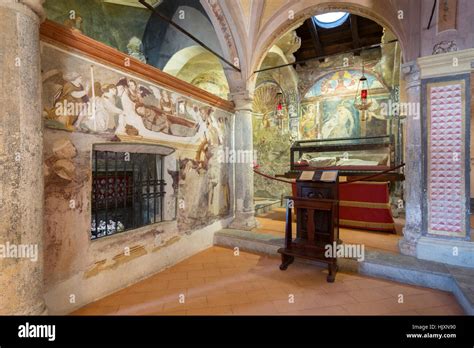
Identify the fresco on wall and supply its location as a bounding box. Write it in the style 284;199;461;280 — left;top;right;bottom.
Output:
252;117;292;199
299;103;318;139
300;97;390;139
41;43;232;236
44;0;150;55
44;0;230;100
251;83;292;199
320;100;359;138
41;44;231;147
300;69;390;140
305;70;386;98
363;97;392;137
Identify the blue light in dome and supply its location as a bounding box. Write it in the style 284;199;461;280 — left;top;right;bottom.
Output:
313;12;350;29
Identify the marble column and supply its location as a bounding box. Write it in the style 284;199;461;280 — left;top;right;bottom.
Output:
398;61;423;256
0;0;46;314
228;91;258;230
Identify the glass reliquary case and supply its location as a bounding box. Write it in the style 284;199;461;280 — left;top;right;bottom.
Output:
285;135;404;181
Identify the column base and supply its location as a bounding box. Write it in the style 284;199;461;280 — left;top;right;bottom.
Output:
228;211;258;230
399;237;418;257
417;236;474;268
399;223;421;256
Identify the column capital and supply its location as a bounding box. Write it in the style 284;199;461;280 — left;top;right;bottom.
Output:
229;91;253;112
1;0;45;21
401;61;421;89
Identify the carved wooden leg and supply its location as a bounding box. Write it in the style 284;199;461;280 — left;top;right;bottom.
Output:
327;263;338;282
279;254;295;270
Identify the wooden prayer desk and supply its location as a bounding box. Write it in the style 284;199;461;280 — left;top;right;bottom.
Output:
278;171;340;282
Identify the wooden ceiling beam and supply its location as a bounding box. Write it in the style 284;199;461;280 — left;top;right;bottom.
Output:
350;14;361;55
306;17;324;59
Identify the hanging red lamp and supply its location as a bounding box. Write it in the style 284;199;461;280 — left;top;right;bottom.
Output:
354;66;372;121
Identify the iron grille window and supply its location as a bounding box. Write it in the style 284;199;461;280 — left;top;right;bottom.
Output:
91;150;165;240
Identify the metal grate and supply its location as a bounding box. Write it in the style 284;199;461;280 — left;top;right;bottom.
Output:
91;150;165;240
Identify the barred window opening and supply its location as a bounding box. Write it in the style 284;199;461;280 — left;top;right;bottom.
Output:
91;150;165;240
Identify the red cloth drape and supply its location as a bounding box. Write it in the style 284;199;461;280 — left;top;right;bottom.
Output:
291;181;395;233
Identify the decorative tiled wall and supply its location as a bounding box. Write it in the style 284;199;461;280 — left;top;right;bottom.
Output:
427;80;467;238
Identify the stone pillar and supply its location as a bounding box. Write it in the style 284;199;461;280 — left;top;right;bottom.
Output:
228;91;257;230
0;0;46;314
399;61;423;256
414;49;474;267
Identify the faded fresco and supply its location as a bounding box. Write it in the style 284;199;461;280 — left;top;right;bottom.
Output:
42;47;218;144
251;83;292;199
301;69;391;139
252;117;292;199
44;0;150;57
43;0;229;100
41;43;232;241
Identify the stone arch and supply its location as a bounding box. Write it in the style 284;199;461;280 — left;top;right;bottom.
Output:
201;0;247;94
247;2;424;257
163;45;230;99
140;0;246;98
143;2;222;69
260;45;299;91
249;0;411;91
163;46;209;76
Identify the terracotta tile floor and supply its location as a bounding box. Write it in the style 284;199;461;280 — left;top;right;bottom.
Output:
73;246;464;315
253;208;402;254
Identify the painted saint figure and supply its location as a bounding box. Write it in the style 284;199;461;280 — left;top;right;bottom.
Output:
49;72;90;131
299;105;318;139
127;37;146;63
160;90;175;114
322;103;355;139
135;103;170;134
81;84;124;133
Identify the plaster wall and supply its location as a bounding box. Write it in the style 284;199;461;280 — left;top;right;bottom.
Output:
41;42;235;313
420;0;474;57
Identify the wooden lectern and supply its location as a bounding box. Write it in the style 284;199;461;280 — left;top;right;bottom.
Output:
278;170;340;282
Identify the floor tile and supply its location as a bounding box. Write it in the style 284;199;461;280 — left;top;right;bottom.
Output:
72;246;464;316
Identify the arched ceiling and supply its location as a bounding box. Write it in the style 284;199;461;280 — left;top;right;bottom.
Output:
163;46;230;99
216;0;420;91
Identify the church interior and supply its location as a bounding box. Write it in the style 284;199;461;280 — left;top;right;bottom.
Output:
1;0;474;320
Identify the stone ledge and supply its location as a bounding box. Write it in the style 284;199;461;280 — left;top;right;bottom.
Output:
360;250;474;315
214;229;282;256
214;229;474;315
418;48;474;78
215;230;364;275
416;236;474;268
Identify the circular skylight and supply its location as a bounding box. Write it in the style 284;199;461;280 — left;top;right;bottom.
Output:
314;12;350;29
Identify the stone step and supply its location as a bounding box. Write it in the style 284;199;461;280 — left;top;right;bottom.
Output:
254;198;281;216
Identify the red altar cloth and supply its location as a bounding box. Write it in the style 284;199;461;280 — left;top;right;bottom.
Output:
291;181;395;233
339;182;395;232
